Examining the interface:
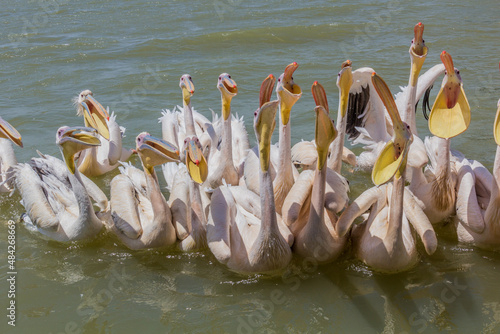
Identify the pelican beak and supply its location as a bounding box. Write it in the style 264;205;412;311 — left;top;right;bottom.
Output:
277;62;302;125
137;134;180;172
312;81;329;113
409;22;428;86
428;51;471;139
0;118;23;147
255;100;279;172
494;99;500;146
180;74;195;104
315;106;337;170
337;60;353;118
217;73;238;120
371;73;413;185
81;94;110;140
57;126;101;174
184;137;208;184
259;74;276;108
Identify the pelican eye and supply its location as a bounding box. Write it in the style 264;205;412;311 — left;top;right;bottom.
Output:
189;76;192;81
422;39;425;43
218;76;221;80
456;70;460;74
228;75;231;79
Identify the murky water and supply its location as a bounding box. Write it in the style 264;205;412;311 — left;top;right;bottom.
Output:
1;0;500;333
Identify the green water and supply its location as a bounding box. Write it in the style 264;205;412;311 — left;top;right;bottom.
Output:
1;0;500;333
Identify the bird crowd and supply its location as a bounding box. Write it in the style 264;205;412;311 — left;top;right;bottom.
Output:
2;22;499;274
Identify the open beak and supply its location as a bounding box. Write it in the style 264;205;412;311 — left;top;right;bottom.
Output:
312;81;329;113
428;51;470;139
0;118;22;147
58;126;101;174
184;137;208;184
409;22;428;86
315;106;337;170
371;73;413;185
259;74;276;108
277;62;302;125
337;60;353;118
218;73;238;120
81;94;110;140
494;99;500;146
255;100;279;172
180;75;195;103
137;135;180;172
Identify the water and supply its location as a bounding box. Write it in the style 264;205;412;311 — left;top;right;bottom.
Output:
1;0;500;333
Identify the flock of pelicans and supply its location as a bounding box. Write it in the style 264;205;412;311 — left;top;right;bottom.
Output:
2;23;500;274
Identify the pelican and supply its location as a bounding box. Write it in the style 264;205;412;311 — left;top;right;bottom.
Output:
205;73;241;189
109;133;180;250
282;102;349;263
207;97;293;273
244;63;301;215
168;136;209;251
74;90;133;177
409;51;470;224
451;93;500;249
158;75;213;156
336;73;437;273
0;117;23;192
290;60;356;172
339;23;443;171
14;127;109;242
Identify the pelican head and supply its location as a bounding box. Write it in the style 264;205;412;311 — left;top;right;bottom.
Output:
428;51;470;139
409;22;428;85
135;132;180;174
217;73;238;120
74;90;110;140
312;81;329;113
337;60;353;118
254;100;279;172
276;62;302;125
371;73;413;185
183;136;208;184
57;126;101;174
179;74;195;104
315;105;337;169
0;117;22;147
259;74;276;108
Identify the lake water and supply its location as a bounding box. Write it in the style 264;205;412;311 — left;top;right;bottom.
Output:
1;0;500;333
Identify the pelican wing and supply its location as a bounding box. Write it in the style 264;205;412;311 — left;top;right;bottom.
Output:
168;165;191;240
336;186;382;237
14;157;78;231
403;189;438;255
347;67;390;144
324;169;349;214
207;186;233;264
454;161;486;234
110;174;143;239
282;169;314;228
